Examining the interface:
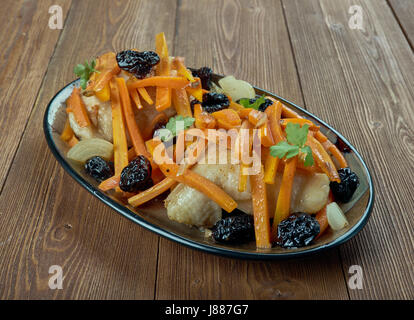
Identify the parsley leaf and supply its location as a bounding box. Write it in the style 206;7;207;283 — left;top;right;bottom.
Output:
301;145;314;167
285;123;309;147
74;59;99;89
270;122;314;166
161;115;195;141
270;141;299;159
238;94;266;110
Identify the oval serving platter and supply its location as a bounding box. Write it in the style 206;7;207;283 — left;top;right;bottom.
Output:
43;74;374;260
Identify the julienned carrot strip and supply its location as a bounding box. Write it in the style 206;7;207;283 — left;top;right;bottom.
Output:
238;120;253;192
143;113;168;140
127;76;190;90
173;57;195;82
172;88;192;117
87;52;121;92
128;178;176;207
264;98;284;143
116;77;151;160
110;78;129;177
264;155;280;184
67;87;91;128
155;32;172;111
272;156;298;236
238;163;248;192
280;118;319;131
306;134;340;182
259;122;274;147
61;118;74;141
129;88;143;109
315;192;334;239
250;165;272;249
153;141;237;212
99;175;121;191
315;131;328;143
263;98;283;184
328;144;348;168
137;87;153;105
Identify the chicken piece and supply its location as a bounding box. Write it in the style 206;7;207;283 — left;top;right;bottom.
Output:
266;172;330;216
165;150;251;227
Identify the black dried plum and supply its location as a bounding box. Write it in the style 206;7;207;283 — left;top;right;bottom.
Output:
212;214;255;244
335;138;351;153
119;156;152;192
192;67;212;90
85;156;114;182
116;50;160;79
276;213;320;248
330;167;359;203
202;92;230;113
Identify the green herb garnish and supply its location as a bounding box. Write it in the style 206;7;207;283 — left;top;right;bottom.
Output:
238;94;266;110
74;60;99;89
270;122;314;166
159;115;195;141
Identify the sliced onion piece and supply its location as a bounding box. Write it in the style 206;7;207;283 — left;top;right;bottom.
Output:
67;138;113;163
326;202;349;231
218;76;255;101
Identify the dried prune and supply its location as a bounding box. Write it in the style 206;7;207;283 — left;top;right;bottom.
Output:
212;213;255;244
236;97;274;112
335;138;351;153
116;50;160;79
119;156;152;192
85;156;114;182
202;92;230;113
330;167;359;203
276;213;320;248
192;67;213;90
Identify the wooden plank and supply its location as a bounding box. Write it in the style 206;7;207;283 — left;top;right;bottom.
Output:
0;0;71;192
388;0;414;49
155;0;349;300
0;0;177;299
283;0;414;299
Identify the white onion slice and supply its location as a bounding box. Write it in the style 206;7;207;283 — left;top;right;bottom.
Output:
218;76;256;101
326;202;349;231
67;138;113;163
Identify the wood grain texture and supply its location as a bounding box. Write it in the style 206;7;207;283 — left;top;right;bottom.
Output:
155;0;349;300
388;0;414;49
0;0;71;191
283;0;414;299
0;0;177;299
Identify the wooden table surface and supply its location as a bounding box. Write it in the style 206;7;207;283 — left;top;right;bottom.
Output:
0;0;413;300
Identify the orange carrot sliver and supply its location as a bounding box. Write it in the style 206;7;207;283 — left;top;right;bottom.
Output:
307;135;340;182
67;87;91;128
250;166;272;249
117;77;151;159
272;156;298;236
137;87;153;105
172;88;192;117
264;155;280;184
110;78;129;176
128;178;176;207
99;175;121;191
129;88;143;109
127;76;189;90
315;192;334;239
61;118;74;141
